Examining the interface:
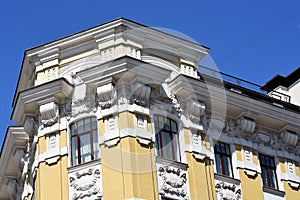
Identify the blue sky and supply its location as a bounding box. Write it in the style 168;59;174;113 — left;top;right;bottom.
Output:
1;1;300;145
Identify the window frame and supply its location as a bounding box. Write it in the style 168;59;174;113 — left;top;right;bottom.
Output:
154;115;181;162
70;117;99;166
259;153;278;189
214;141;233;177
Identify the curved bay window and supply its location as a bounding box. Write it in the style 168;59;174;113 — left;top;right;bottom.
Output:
154;116;180;161
71;117;99;166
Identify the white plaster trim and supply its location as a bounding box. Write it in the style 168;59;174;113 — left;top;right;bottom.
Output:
236;160;261;174
99;128;154;147
33;146;68;169
280;172;300;188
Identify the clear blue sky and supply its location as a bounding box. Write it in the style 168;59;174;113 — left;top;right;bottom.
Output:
1;1;300;145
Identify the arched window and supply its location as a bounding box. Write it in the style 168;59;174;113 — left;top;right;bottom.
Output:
70;117;99;165
154;116;180;161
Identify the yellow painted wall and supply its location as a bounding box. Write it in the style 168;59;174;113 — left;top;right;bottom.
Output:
279;158;286;173
235;145;242;161
36;156;68;200
283;181;300;200
101;112;158;199
239;169;263;200
186;153;215;200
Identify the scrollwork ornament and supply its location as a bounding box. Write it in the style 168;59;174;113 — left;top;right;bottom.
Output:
69;168;102;200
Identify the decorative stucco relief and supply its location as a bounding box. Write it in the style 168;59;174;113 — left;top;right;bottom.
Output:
157;164;190;200
215;181;241;200
68;166;102;200
131;84;151;106
222;118;300;155
150;86;183;116
64;74;97;118
97;83;115;109
40;101;59;127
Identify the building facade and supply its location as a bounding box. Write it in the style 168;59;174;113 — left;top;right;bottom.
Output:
0;18;299;200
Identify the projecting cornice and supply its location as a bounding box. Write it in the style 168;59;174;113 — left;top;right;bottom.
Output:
78;56;172;87
13;18;209;109
12;78;73;125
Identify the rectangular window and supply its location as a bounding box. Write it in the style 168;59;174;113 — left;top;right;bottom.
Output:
154;116;180;161
259;154;278;189
214;141;233;177
71;117;99;166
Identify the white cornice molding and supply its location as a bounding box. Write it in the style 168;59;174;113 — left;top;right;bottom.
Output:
169;75;300;127
12;78;73;125
0;127;28;195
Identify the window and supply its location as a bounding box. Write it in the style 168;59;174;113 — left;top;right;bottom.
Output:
259;154;278;189
71;117;99;165
154;116;180;161
214;141;233;177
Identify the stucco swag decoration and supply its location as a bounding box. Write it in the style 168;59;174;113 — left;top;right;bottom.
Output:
69;167;102;200
215;181;241;200
158;166;189;200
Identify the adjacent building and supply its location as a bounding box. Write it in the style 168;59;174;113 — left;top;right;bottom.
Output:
0;18;299;200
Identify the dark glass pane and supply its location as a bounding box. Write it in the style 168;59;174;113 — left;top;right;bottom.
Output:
220;143;226;154
71;137;78;165
171;120;177;132
215;154;222;174
270;157;275;168
260;155;265;165
261;167;267;187
71;124;77;135
224;156;232;177
214;143;220;153
164;119;171;130
268;169;277;188
265;156;270;167
225;144;230;155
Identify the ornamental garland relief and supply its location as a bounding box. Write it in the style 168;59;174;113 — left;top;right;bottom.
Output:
157;165;190;200
215;181;241;200
69;167;102;200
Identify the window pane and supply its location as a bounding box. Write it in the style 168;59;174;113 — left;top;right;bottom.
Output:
80;134;91;163
72;137;78;165
224;156;232;177
158;116;164;130
161;131;172;160
92;118;97;129
171;120;177;132
172;134;179;160
93;130;99;159
215;154;222;174
268;169;277;189
214;142;220;153
71;124;77;136
260;155;265;166
85;118;91;131
78;120;84;133
261;167;267;187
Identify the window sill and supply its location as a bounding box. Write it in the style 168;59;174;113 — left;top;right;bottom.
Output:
263;187;285;197
68;159;101;173
214;173;241;186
